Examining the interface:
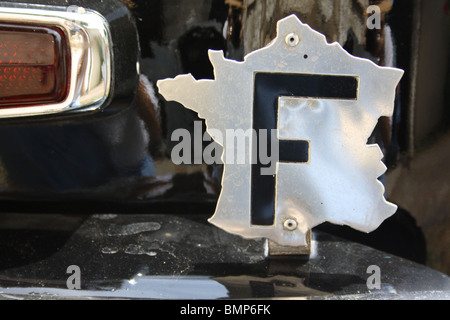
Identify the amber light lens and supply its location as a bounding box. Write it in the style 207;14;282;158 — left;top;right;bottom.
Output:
0;24;69;108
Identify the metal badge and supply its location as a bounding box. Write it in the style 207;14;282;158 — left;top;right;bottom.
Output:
157;15;403;249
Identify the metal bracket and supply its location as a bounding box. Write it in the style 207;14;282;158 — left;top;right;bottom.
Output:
268;231;311;256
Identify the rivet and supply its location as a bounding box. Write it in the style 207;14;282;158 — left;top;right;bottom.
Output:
283;218;298;231
285;33;299;47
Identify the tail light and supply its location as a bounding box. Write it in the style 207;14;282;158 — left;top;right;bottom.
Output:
0;24;69;108
0;6;112;118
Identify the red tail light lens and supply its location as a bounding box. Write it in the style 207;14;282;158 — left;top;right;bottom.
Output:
0;24;69;108
0;6;111;118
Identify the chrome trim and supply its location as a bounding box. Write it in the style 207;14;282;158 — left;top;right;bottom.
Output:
0;5;112;118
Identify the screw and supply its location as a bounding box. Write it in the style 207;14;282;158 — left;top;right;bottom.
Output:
285;33;299;47
283;218;298;231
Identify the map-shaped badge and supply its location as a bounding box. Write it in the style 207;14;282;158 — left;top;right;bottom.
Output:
157;15;404;248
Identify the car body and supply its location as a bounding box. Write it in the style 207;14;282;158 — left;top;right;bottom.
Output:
0;0;449;300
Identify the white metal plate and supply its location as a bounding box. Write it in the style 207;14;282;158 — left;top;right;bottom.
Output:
158;15;403;247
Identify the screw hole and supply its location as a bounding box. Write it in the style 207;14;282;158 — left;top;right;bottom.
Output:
285;33;299;47
283;218;298;231
304;54;308;59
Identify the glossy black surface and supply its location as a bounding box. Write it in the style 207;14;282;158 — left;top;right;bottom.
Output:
0;213;448;299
